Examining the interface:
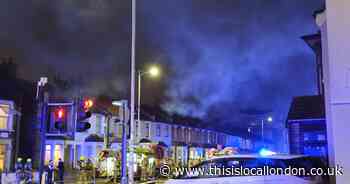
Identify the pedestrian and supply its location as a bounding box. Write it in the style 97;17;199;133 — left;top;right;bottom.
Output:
47;160;54;184
57;158;64;183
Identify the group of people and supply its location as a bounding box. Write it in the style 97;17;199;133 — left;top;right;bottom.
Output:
15;158;33;183
14;157;65;184
46;158;64;184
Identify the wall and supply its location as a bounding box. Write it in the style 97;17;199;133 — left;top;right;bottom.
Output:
319;1;350;183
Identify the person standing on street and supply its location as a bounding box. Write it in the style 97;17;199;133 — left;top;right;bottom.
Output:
47;160;54;184
57;158;64;183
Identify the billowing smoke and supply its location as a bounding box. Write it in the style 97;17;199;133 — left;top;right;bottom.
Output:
0;0;323;128
0;0;132;97
139;0;322;126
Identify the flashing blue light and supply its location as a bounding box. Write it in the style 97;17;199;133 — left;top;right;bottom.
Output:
259;148;276;156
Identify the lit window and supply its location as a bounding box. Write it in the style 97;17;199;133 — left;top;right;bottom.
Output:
0;105;9;129
54;145;63;165
0;144;6;171
45;145;51;165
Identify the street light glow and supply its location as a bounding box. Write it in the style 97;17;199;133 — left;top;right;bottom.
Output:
112;100;124;107
267;116;273;122
148;66;160;77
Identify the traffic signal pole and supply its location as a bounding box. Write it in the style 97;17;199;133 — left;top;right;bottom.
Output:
73;98;79;168
121;101;128;184
38;87;48;184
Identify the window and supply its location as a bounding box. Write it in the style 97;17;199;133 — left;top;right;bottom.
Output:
116;124;122;138
76;145;82;162
45;145;51;165
184;128;188;142
135;121;139;137
303;131;326;142
96;115;102;134
0;105;9;129
0;145;6;171
177;127;182;140
156;125;161;136
86;145;93;158
207;132;210;144
317;134;326;141
54;145;63;165
145;123;150;137
165;125;169;137
172;127;176;139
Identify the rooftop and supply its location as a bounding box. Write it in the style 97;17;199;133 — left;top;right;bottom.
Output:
287;95;325;121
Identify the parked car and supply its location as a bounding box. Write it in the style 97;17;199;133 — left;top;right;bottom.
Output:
165;154;329;184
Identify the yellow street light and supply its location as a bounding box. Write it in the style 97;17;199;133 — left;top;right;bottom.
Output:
148;66;160;77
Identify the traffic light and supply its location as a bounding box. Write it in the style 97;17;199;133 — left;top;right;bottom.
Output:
84;99;93;110
76;99;93;132
54;108;66;131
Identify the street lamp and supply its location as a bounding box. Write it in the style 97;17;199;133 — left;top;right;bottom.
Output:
129;0;137;182
267;116;273;122
137;66;160;133
261;116;273;147
149;66;160;77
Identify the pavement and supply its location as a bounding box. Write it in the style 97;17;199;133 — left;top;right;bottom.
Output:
57;169;110;184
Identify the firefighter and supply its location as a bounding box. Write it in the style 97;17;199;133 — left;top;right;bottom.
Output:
15;158;23;172
24;158;33;182
78;156;88;183
24;158;32;170
15;158;24;184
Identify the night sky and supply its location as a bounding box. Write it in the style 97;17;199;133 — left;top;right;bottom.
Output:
0;0;324;129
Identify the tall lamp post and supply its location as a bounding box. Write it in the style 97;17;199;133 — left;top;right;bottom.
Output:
130;0;160;181
261;116;273;147
137;66;160;125
129;0;137;182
